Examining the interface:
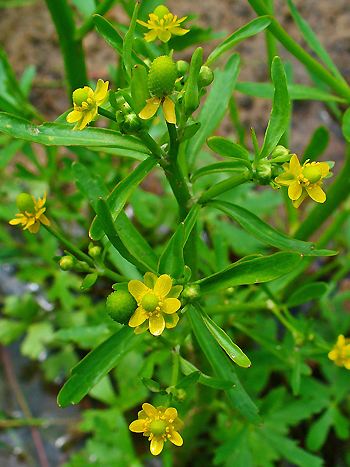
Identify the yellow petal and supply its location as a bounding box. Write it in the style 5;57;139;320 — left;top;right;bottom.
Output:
142;403;158;417
318;162;330;177
306;185;326;203
94;79;109;105
154;274;172;298
28;221;40;234
171;27;189;36
66;109;82;124
289;154;301;176
144;29;159;42
129;307;148;327
328;350;337;361
163;298;181;314
288;181;302;200
39;214;50;226
128;280;149;302
337;335;345;346
292;191;307;208
137;19;150;28
76;110;95;130
149;314;165;336
150;436;164;456
165;313;179;329
162;96;176;124
129;419;146;433
164;407;178;421
139;97;161;120
9;217;24;225
158;29;172;42
168;430;183;447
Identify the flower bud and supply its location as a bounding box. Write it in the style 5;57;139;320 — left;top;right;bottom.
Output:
122;112;142;132
182;284;200;302
16;193;35;213
176;60;189;76
72;87;90;106
59;255;75;271
254;159;272;185
153;4;170;18
270;145;290;161
148;56;177;98
198;65;214;87
106;289;137;325
88;245;101;258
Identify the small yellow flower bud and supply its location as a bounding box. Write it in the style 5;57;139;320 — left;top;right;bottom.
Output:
106;289;137;324
302;165;322;183
72;87;90;106
198;65;214;87
141;292;159;312
148;56;177;98
16;193;35;213
88;245;101;258
176;60;189;76
153;5;170;18
59;255;75;271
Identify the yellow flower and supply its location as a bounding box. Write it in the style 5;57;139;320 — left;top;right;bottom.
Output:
9;193;50;234
128;273;182;336
275;154;330;208
328;335;350;369
66;79;109;130
129;403;184;456
137;5;189;43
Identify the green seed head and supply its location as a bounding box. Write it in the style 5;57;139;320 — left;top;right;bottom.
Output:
302;165;322;183
148;56;177;98
150;419;167;435
153;5;170;19
73;87;90;106
16;193;35;213
106;290;137;325
141;292;159;312
198;65;214;87
59;255;75;271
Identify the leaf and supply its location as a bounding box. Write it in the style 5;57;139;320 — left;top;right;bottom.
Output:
302;126;329;162
81;272;98;290
200;308;251;368
209;200;336;256
21;322;54;360
196;252;303;295
236;82;346;103
187;54;240;165
187;306;259;422
342;108;350;142
287;282;328;307
175;371;201;390
207;136;250;160
123;2;140;77
57;327;136;407
287;0;345;82
259;56;290;159
0;113;151;153
306;409;333;451
191;161;251;183
158;205;200;277
179;357;234;390
206;17;271;65
89;156;158;240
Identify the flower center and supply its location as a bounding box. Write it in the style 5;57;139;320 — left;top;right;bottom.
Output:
16;193;35;213
150;419;167;436
141;292;160;312
302;165;322;184
73;87;91;106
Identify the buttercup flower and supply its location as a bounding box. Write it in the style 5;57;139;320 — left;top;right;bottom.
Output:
139;55;177;124
128;272;182;336
328;335;350;369
137;5;189;43
66;79;109;130
129;403;183;455
275;154;330;208
9;193;50;234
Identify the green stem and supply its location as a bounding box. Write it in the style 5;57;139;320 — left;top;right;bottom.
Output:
44;225;94;267
75;0;117;40
45;0;87;97
98;107;118;122
247;0;350;100
198;168;252;204
295;151;350;240
264;0;278;70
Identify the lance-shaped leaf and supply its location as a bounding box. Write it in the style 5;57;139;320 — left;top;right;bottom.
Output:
207;135;250;160
209;200;336;256
287;282;328;307
0;113;151;153
89;156;158;240
158;205;200;278
200;308;251;368
259;57;290;159
57;327;136;407
122;2;140;78
187;306;259;421
191;161;251;183
196;252;303;295
179;357;234;390
206;16;271;65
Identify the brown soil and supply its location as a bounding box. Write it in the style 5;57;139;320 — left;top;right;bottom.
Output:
0;0;348;157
